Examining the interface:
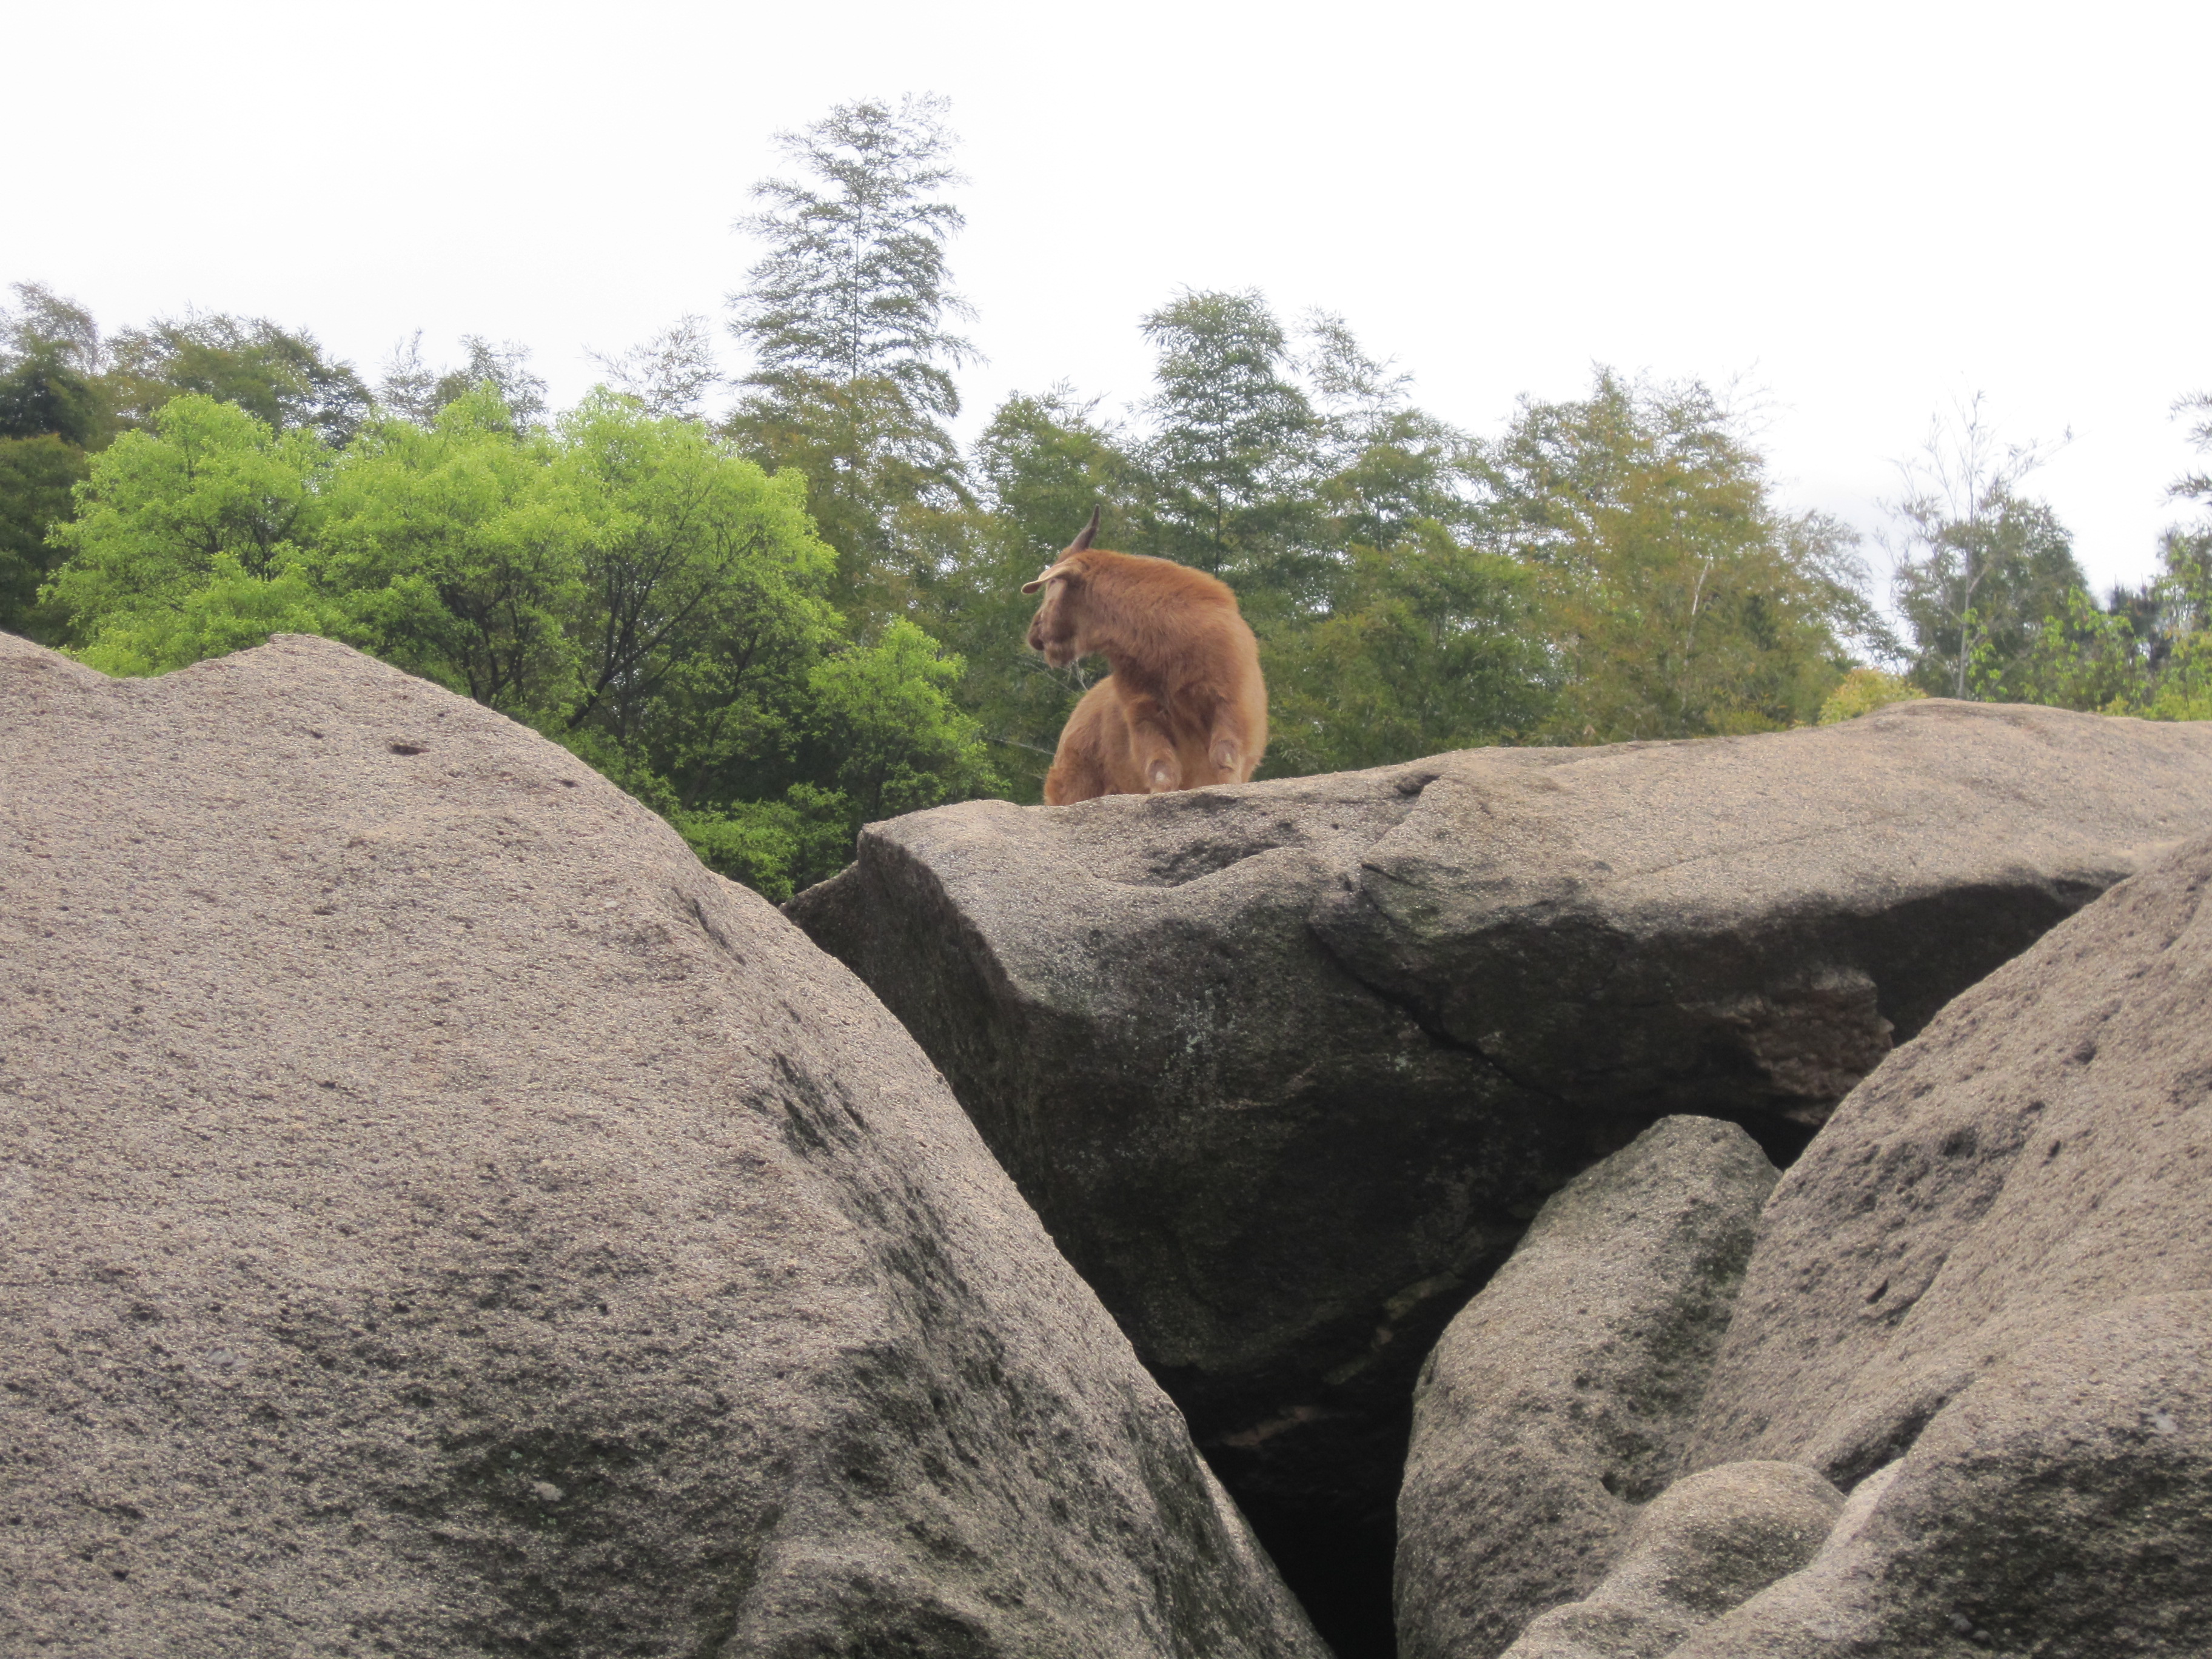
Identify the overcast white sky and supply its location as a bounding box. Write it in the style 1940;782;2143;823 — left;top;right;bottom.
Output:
10;0;2207;594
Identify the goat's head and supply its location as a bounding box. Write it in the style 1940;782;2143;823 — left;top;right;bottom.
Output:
1023;508;1101;668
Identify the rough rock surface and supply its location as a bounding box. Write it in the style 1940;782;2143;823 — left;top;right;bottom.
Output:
1656;828;2212;1653
1500;1461;1843;1659
1686;826;2212;1484
1676;1295;2212;1657
1396;1118;1778;1659
0;633;1326;1659
786;700;2212;1560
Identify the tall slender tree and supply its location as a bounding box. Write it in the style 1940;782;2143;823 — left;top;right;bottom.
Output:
725;95;977;615
1135;289;1317;599
1885;397;2084;699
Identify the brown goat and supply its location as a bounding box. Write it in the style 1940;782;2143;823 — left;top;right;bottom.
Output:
1024;510;1268;805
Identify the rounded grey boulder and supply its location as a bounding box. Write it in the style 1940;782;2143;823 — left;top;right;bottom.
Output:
0;633;1326;1659
1501;1460;1844;1659
1674;826;2212;1652
1396;1116;1778;1659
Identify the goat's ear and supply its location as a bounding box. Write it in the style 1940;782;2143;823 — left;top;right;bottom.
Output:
1067;505;1101;554
1020;566;1056;594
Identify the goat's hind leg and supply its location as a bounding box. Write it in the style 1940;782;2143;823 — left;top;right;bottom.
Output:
1116;692;1182;793
1206;710;1255;783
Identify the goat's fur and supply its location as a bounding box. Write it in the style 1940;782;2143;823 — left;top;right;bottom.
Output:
1024;512;1268;805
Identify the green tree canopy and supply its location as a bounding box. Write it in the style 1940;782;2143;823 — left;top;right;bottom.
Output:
1476;370;1857;741
1;284;109;639
106;313;371;447
45;394;335;670
40;387;999;898
377;333;551;431
1264;523;1555;773
0;435;87;642
317;387;584;714
919;389;1139;796
1996;394;2212;722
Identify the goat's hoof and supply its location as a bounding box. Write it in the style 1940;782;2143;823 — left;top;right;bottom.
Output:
1146;765;1177;792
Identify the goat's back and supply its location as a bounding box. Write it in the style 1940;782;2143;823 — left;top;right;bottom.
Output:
1035;549;1269;806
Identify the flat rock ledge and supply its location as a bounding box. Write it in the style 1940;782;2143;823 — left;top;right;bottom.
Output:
0;632;1326;1659
786;701;2212;1552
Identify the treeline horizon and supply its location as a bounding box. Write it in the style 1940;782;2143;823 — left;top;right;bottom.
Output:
5;96;2209;898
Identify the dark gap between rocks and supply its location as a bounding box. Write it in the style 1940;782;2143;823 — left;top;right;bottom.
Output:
1235;1493;1398;1659
1196;1104;1825;1659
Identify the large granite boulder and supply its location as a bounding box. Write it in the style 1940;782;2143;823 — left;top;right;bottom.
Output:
1656;827;2212;1653
0;633;1326;1659
785;700;2212;1587
1395;1117;1777;1659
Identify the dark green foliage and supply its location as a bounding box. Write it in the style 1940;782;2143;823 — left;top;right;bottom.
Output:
1895;492;2087;699
1473;370;1856;741
1264;524;1556;773
0;346;102;447
1;284;106;640
1990;403;2212;721
106;312;372;447
922;389;1138;799
0;435;85;642
1134;290;1319;603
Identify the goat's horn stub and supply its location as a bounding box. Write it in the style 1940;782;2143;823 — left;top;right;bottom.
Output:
1068;506;1101;553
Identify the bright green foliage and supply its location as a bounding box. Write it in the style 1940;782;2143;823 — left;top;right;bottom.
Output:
804;617;999;819
45;395;334;668
317;388;585;715
39;386;999;899
1477;371;1855;742
552;393;846;811
1817;667;1926;724
73;556;350;679
675;785;855;903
